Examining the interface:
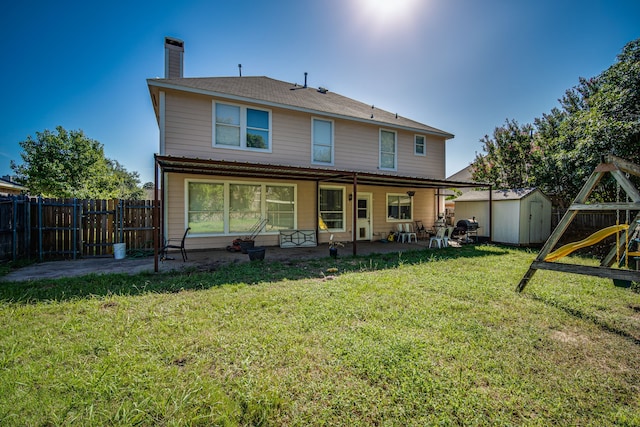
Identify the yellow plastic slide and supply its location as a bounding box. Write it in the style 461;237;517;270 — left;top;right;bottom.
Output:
544;224;629;262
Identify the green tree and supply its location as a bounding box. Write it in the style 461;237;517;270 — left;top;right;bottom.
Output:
10;126;144;199
535;39;640;207
471;38;640;208
471;119;537;190
108;159;144;200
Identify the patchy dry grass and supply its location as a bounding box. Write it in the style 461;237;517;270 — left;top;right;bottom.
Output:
1;245;639;425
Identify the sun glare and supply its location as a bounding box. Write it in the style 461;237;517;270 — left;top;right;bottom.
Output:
353;0;422;34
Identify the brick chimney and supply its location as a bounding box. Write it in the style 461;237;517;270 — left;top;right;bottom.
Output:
164;37;184;78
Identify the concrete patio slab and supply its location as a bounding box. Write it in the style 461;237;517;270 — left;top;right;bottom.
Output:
1;240;448;282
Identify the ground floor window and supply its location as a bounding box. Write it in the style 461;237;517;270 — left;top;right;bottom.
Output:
187;180;295;235
188;182;224;234
229;183;261;233
319;187;345;231
265;185;295;230
387;193;412;220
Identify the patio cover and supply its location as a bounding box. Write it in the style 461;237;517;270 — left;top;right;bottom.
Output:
152;154;491;271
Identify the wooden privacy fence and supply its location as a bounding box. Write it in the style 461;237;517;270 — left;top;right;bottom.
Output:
0;196;158;261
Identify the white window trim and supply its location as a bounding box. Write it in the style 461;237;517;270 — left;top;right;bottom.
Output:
379;128;397;171
311;117;335;166
185;178;296;236
414;134;426;156
319;185;346;232
386;192;413;222
212;101;273;153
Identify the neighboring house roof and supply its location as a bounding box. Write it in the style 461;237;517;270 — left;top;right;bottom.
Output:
454;188;548;202
147;76;454;139
0;176;26;195
444;164;476;198
447;164;473;182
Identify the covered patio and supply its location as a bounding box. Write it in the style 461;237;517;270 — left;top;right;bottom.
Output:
153;155;491;272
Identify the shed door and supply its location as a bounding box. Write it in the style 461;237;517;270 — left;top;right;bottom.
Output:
529;201;544;244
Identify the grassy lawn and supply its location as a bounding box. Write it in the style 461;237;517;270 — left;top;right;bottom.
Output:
1;245;639;426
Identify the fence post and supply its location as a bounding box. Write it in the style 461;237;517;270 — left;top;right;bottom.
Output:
38;196;43;262
72;198;77;260
12;196;17;261
118;199;124;245
25;197;31;260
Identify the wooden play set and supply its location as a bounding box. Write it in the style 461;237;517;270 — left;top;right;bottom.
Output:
517;155;640;292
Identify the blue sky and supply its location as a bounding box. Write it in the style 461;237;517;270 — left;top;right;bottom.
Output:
1;0;638;184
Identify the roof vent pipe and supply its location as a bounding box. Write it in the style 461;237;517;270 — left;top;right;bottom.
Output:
304;72;307;88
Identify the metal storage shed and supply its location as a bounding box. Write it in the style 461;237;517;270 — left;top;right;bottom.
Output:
454;188;552;245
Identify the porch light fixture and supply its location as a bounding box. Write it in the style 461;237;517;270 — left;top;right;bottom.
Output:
348;193;353;201
406;191;415;197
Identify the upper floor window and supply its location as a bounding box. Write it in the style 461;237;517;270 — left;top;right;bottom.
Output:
379;129;397;170
312;118;334;165
414;135;426;156
214;102;271;151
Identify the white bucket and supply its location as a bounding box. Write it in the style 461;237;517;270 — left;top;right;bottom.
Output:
113;243;126;260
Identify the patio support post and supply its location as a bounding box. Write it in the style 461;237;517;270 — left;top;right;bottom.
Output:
153;156;160;273
315;180;319;243
352;173;357;256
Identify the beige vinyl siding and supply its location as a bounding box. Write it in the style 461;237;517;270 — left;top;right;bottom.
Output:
271;110;311;167
162;90;447;178
164;91;212;156
398;134;446;179
333;121;379;173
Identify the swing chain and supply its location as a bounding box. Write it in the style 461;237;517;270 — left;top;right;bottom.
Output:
615;181;620;226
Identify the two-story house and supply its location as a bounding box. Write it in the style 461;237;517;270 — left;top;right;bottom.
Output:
148;37;479;255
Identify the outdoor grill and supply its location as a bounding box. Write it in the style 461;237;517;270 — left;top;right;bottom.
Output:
454;217;479;242
455;218;479;233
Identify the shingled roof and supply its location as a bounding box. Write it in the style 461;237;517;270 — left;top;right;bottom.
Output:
147;76;454;138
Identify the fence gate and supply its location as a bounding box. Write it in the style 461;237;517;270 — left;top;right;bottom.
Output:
82;199;116;257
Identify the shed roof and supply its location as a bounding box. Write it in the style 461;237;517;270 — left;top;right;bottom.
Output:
147;76;454;138
454;188;547;202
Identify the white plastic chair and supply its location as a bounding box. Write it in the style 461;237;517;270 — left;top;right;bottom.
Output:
396;223;407;243
443;226;454;247
404;223;417;243
429;227;446;248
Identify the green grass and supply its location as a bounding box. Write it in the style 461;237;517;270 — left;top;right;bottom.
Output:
1;245;639;426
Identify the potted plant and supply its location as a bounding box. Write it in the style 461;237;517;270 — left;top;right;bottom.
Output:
328;234;344;259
